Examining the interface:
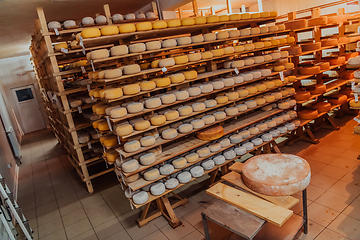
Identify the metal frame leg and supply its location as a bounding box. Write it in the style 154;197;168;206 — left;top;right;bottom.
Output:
302;189;308;234
202;213;211;240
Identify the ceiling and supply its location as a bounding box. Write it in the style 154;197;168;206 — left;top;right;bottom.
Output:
0;0;154;59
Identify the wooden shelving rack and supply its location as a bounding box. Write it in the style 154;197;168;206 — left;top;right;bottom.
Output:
285;8;360;145
30;5;300;227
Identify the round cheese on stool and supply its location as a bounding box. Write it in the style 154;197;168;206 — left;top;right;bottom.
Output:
178;106;193;116
251;138;263;146
270;129;280;137
202;115;216;125
122;159;139;173
127;102;143;113
177;172;192;183
197;147;211;158
224;149;236;160
162;128;178;139
161;94;176;104
150;115;166;126
213;155;226;165
175;91;189;101
160;164;175;175
134;120;150;131
140;136;156;147
236;104;248;112
185;153;199;163
191;119;205;129
159;58;175;67
162;39;177;48
172;157;187;169
188;52;202;62
150;183;165;196
165;178;179;189
132;191;149;205
191;35;204;43
110;45;129;56
116;124;133;136
164;110;179;121
235;147;247;156
243;142;254;150
225;107;239;116
145;98;161;109
204;33;216;41
202;160;215;170
261;133;273;142
139;153;156;166
178;124;193;133
209;143;221;152
191;166;205;178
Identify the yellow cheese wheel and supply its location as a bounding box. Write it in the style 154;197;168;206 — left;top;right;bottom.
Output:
101;135;118;148
134;120;150;131
271;39;280;46
54;42;67;50
350;99;360;108
164;110;179;121
194;16;207;24
169;73;185;83
270;11;278;17
229;14;240;21
207;15;219;23
81;28;101;38
105;150;119;162
98;121;110;131
285;62;295;69
174;55;189;65
241;13;251;19
110;107;127;119
100;26;119;36
274;65;285;72
123;84;140;95
136;22;152;31
251;13;261;19
151;59;159;68
181;18;195;26
104;88;123;99
211;49;225;57
201;51;213;59
260;12;270;18
92;119;103;129
183;70;197;80
118;24;136;33
154;77;171;87
152;20;167;29
167;19;181;27
150;115;166;126
116;124;133;136
216;96;228;104
234;45;245;52
219;15;230;22
140;81;156;91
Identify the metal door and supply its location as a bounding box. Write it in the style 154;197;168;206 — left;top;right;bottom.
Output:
11;85;45;133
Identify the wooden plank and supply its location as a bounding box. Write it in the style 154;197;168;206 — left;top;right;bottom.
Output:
228;162;244;173
222;172;299;209
206;183;293;227
203;200;265;239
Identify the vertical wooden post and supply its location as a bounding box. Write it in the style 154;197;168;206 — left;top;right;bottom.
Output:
192;0;199;17
211;7;215;15
103;4;112;25
151;1;159;17
178;8;183;18
226;0;232;14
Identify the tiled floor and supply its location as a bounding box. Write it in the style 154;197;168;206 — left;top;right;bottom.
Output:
17;115;360;240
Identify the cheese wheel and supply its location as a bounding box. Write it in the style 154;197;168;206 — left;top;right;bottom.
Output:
229;29;240;38
173;55;188;65
81;28;101;38
138;81;155;91
309;84;326;95
244;58;255;66
202;160;215;170
183;70;197;80
225;107;239;116
241;13;251;20
287;110;297;118
219;138;231;148
159;94;175;105
192;16;206;24
209;143;221;152
298;109;318;120
199;84;213;94
144;169;160;181
285;19;307;30
172;157;187;169
163;110;179;121
112;14;123;22
261;133;273;142
243;142;254;151
245;100;257;109
160;164;175;175
237;89;249;98
271;92;282;100
202;115;216;125
110;45;128;56
251;27;261;35
284;62;294;70
167;73;185;84
216;96;228;104
178;124;193;133
152;20;167;29
253;56;264;64
207;15;219;23
175;91;189;101
249;127;260;135
278;102;290;109
234;45;245;53
235;147;247;156
167;19;181;28
230;134;242;143
301;42;321;52
90;49;109;60
232;60;245;68
233;76;244;84
203;33;216;42
211;80;225;90
159;58;175;68
118;24;136;33
222;78;234;86
99;25;118;36
254;42;265;49
123;84;140;95
308;16;328;27
224;149;236;160
244;44;255;51
192;102;206;112
245;86;257;95
127;102;143;113
104;88;123;100
219;15;230;22
251;13;261;19
116;124;133;136
123;64;141;75
139;136;155;147
197;147;211;158
177;37;191;46
150;115;166;126
211;49;225;57
162;128;177;140
285;122;296;131
260;12;270;18
255;98;266;105
236;104;248;112
226;92;239;101
213;111;226;120
185;153;199;163
177;172;191;183
122;159;139;173
134;120;150;131
213;155;226;165
165;178;179;189
110;107;127;119
190;34;204;44
191;119;205;129
124;140;141;153
187;87;201;96
178;106;193;116
217;31;229;40
132;191;148;205
197;126;224;140
251;138;263;146
143;41;161;51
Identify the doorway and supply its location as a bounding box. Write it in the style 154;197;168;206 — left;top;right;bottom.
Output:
11;84;46;134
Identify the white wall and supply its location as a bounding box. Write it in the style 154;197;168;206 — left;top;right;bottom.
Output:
0;55;47;137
